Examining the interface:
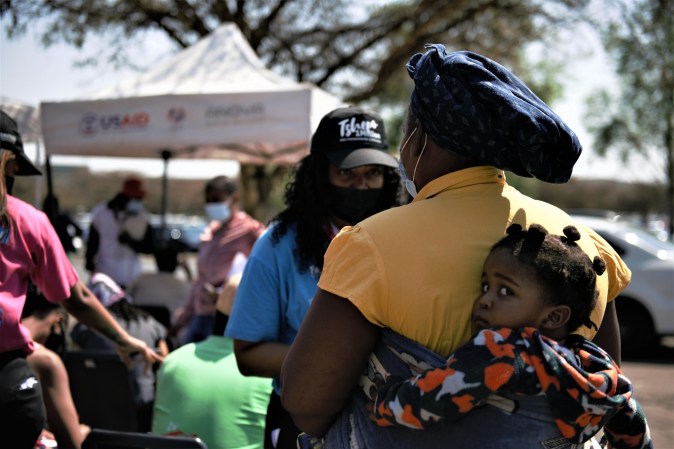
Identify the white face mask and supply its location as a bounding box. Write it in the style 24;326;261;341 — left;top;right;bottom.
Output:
398;126;427;198
205;201;232;223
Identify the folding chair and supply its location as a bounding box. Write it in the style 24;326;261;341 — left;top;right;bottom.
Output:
64;350;139;431
137;304;172;330
82;428;208;448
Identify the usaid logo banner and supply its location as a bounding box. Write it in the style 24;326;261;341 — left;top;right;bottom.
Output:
337;117;382;143
79;112;150;136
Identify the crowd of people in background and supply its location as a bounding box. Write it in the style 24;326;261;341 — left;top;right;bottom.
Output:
0;44;655;449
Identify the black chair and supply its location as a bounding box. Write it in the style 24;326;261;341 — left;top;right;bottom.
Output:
137;304;172;330
64;350;139;432
82;428;208;449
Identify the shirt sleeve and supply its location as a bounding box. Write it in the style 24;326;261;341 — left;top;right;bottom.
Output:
224;234;284;343
582;224;632;301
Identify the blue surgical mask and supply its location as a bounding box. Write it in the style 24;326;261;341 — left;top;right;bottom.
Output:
398;127;427;198
125;199;144;215
205;202;232;223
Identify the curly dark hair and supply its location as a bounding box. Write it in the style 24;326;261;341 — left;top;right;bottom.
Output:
491;223;607;333
270;152;402;272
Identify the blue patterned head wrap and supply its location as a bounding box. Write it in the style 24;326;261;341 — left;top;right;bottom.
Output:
406;45;582;183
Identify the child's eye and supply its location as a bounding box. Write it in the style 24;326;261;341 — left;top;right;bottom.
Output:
481;282;489;293
498;286;513;296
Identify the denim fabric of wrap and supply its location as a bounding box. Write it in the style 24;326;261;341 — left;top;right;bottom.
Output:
407;45;582;183
312;329;569;449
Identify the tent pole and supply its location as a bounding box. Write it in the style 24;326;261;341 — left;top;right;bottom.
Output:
160;149;172;248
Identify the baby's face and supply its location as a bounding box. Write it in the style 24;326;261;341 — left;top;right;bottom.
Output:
471;249;548;334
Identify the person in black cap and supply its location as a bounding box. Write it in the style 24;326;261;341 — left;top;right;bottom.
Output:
281;47;630;448
1;110;163;449
225;106;402;449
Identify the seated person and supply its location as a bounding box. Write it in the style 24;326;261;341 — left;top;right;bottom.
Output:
22;289;90;449
152;274;272;449
70;273;169;432
372;224;652;449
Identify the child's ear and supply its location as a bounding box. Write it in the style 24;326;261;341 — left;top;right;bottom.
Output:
541;306;571;330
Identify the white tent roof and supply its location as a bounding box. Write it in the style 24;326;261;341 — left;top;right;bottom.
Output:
88;23;297;98
1;96;41;143
40;23;343;164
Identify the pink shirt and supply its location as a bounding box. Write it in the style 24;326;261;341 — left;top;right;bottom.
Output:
182;211;264;319
0;195;78;354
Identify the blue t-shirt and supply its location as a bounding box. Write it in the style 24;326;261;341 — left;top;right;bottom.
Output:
225;223;320;391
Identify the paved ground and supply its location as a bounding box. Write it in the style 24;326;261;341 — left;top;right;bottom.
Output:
621;339;674;448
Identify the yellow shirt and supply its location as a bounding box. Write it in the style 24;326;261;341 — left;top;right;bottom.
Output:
318;166;631;356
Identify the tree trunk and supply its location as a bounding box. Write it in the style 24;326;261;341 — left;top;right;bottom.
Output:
239;163;291;222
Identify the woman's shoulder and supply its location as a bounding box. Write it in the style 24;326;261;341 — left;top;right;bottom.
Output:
7;195;48;223
27;345;67;379
7;195;56;242
235;211;265;227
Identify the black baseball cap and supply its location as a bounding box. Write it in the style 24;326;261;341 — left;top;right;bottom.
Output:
0;110;42;176
310;106;397;169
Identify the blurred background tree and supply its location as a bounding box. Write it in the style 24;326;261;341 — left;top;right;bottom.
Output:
1;0;591;215
5;0;669;237
1;0;588;101
584;0;674;238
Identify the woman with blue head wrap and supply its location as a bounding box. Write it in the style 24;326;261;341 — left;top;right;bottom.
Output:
281;46;630;449
406;45;581;183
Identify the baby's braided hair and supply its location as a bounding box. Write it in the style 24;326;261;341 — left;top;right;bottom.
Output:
492;223;607;333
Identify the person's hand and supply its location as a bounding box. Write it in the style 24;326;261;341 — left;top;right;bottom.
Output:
79;423;92;440
202;282;222;299
35;429;56;449
115;334;164;372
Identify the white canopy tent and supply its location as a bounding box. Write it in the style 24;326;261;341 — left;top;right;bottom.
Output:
39;23;343;226
40;23;343;164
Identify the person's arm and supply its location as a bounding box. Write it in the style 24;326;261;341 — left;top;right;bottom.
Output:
118;223;155;254
281;289;379;437
157;338;170;357
233;339;290;378
28;346;85;449
61;281;163;368
591;300;621;366
372;328;532;429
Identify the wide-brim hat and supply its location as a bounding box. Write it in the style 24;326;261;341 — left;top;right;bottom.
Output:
1;110;42;176
311;106;397;169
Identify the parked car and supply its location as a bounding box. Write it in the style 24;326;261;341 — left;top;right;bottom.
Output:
151;214;206;252
571;214;674;355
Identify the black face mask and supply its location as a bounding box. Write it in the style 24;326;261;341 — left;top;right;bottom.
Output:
4;176;14;195
327;185;384;224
